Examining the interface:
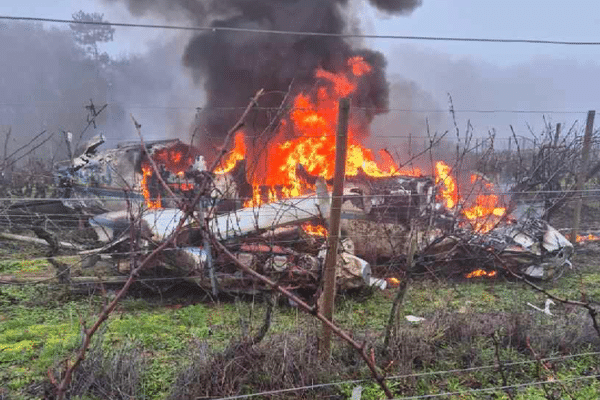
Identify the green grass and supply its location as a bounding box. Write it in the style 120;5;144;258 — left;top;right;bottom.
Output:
0;258;49;275
1;255;600;399
0;286;317;399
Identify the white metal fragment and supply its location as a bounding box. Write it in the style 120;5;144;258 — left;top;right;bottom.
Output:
405;315;426;323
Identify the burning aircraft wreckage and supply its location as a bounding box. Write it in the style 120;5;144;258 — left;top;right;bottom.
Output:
9;56;575;293
47;133;573;293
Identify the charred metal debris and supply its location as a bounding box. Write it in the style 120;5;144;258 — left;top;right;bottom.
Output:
0;139;575;293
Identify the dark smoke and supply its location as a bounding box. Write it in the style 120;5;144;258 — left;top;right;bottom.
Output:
369;0;422;14
105;0;422;147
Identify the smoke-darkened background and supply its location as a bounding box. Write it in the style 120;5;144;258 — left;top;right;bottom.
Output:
0;20;203;161
103;0;422;149
2;0;600;163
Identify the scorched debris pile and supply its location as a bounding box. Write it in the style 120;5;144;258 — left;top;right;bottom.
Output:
1;55;575;291
17;129;572;294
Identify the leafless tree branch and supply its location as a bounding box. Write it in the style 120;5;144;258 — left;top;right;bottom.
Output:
211;238;394;399
52;90;265;399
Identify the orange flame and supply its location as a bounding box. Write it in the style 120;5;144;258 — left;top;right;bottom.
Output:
348;56;373;76
462;175;506;233
465;269;497;278
140;55;509;242
435;161;458;209
576;233;600;243
214;131;246;175
140;143;200;209
386;277;401;287
434;168;507;234
302;223;328;237
224;56;421;207
141;165;162;209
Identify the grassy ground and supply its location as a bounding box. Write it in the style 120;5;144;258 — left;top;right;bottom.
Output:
1;245;600;399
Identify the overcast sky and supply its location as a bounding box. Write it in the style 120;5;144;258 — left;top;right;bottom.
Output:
4;0;600;65
1;0;600;143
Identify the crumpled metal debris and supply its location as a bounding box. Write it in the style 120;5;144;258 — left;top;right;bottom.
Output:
55;139;206;212
405;315;426;323
72;138;573;291
89;208;192;242
424;218;574;280
87;203;373;291
463;218;573;279
209;188;330;241
318;238;372;290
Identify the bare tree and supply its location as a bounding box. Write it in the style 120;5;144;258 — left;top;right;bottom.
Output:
70;11;115;66
50;89;264;400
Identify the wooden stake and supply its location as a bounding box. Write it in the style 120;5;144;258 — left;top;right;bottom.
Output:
320;97;350;359
571;110;595;243
2;126;10;169
554;123;561;147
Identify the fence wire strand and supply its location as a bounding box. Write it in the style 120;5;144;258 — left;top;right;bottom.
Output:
210;352;600;400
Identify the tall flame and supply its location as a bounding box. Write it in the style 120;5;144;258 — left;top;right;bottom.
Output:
214;131;246;175
137;55;508;239
141;165;162;209
215;56;421;207
435;161;458;209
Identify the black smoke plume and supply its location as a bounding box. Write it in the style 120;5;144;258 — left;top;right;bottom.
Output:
106;0;422;147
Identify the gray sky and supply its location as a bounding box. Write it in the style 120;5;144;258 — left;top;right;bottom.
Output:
2;0;600;143
4;0;600;65
366;0;600;66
